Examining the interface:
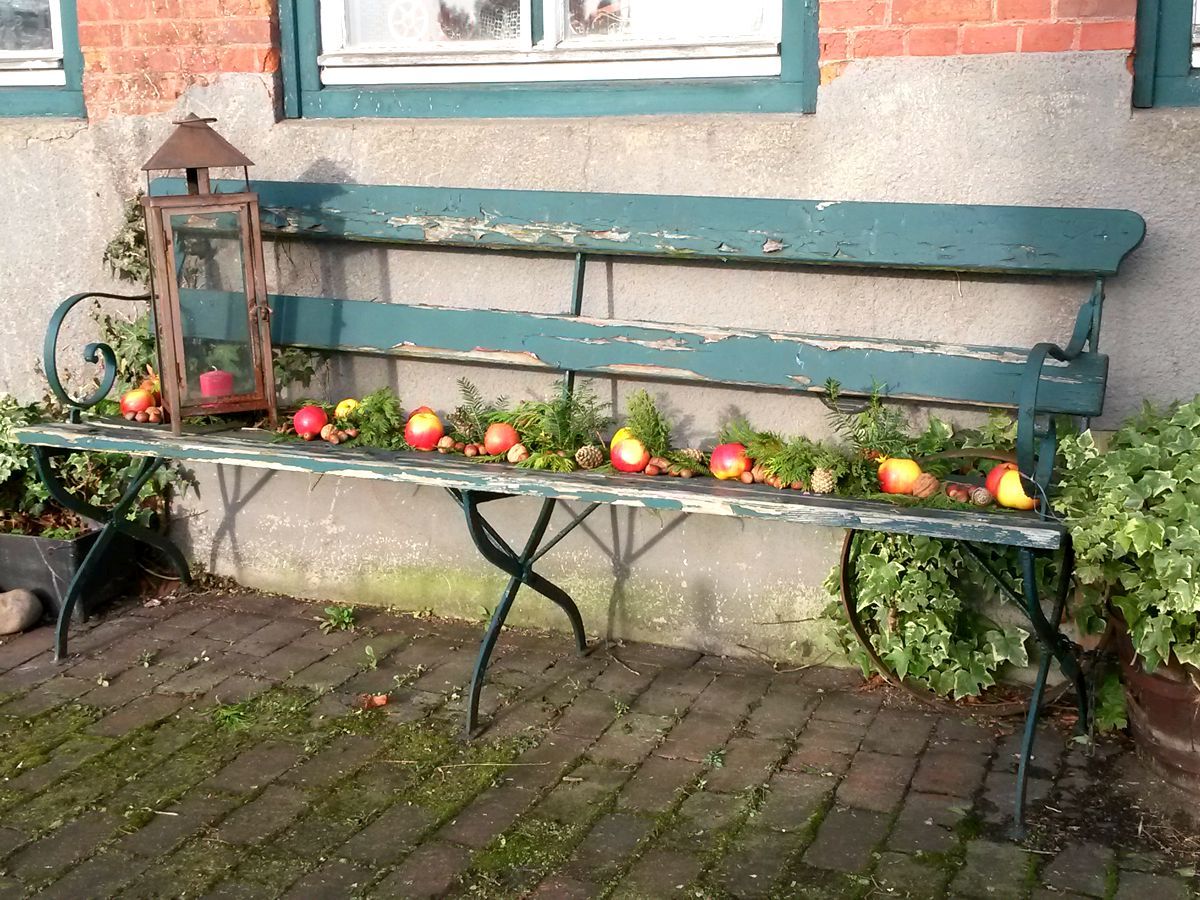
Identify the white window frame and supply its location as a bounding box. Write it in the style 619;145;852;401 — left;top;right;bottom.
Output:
0;0;66;86
317;0;783;86
1192;0;1200;67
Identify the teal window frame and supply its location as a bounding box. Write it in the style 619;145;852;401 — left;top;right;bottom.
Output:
0;0;84;118
1133;0;1200;107
278;0;817;119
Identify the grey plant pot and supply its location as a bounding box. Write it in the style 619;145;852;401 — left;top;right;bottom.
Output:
0;528;134;623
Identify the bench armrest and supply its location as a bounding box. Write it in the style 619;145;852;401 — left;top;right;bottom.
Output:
1017;277;1106;509
45;290;151;423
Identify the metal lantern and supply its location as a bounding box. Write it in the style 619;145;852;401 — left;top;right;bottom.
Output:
141;114;277;435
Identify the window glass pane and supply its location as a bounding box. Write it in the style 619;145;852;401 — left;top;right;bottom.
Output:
342;0;523;48
565;0;773;41
171;211;258;404
0;0;53;52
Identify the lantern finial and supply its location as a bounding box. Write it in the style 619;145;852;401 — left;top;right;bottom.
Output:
141;114;253;176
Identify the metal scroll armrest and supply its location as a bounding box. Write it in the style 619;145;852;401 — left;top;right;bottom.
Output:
44;291;151;423
1016;277;1105;514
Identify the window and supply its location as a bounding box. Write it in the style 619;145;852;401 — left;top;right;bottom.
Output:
1132;0;1200;107
0;0;84;116
279;0;816;118
318;0;783;84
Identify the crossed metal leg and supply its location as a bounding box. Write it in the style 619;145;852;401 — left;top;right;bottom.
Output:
841;529;1088;839
1011;539;1086;838
31;447;192;661
451;489;593;737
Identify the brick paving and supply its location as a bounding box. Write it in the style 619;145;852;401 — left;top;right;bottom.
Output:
0;589;1196;899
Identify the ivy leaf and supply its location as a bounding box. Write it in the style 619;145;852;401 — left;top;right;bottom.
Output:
984;628;1029;667
885;645;912;681
1124;517;1166;556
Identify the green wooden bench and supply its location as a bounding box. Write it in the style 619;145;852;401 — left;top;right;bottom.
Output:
17;180;1144;834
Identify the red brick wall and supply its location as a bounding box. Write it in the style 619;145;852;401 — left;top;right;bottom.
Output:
69;0;1138;117
819;0;1137;80
77;0;277;117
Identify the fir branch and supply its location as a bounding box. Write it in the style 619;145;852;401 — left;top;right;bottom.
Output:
450;378;508;443
344;388;406;450
516;451;577;472
825;380;911;458
663;449;710;475
624;390;672;457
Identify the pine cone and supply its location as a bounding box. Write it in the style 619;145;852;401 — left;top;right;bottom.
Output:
810;467;836;494
575;445;604;470
679;448;704;463
448;408;473;438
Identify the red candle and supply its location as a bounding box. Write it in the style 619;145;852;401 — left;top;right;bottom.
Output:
199;368;234;398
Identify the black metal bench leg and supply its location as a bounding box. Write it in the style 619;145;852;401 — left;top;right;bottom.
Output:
1012;543;1084;838
466;573;522;736
32;449;192;661
458;491;587;736
523;569;587;652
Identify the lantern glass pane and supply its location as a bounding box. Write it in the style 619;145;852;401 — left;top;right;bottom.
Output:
169;210;259;406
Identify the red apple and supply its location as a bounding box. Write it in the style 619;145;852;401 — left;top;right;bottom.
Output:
611;437;650;473
985;462;1018;497
409;406;435;417
483;422;520;456
120;388;155;416
710;443;751;481
405;410;444;451
293;405;328;439
878;458;922;494
996;469;1038;510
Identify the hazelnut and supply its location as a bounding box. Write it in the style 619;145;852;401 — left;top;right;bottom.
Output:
644;464;661;476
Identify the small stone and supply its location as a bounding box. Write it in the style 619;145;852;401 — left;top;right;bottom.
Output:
0;589;41;634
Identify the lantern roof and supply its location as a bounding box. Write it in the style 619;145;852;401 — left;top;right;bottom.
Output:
142;114;254;172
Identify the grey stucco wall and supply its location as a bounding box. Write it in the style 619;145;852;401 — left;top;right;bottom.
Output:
2;51;1196;659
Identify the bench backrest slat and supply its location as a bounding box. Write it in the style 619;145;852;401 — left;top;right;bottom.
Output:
178;290;1107;415
153;178;1146;277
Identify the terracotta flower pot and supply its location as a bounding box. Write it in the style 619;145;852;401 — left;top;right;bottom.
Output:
1115;620;1200;794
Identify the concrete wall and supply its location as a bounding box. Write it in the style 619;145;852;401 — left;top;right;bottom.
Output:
3;50;1198;659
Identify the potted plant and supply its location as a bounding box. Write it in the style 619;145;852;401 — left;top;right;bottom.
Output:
0;394;176;624
1055;397;1200;790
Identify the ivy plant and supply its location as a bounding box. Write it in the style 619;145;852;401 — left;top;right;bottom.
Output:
825;533;1033;700
1055;396;1200;672
0;395;180;538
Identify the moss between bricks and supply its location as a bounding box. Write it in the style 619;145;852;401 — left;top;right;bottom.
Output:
0;675;550;898
465;816;587;896
0;703;102;782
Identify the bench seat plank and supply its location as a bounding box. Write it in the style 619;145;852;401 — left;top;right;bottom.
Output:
176;291;1108;416
154;179;1146;277
17;421;1064;550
